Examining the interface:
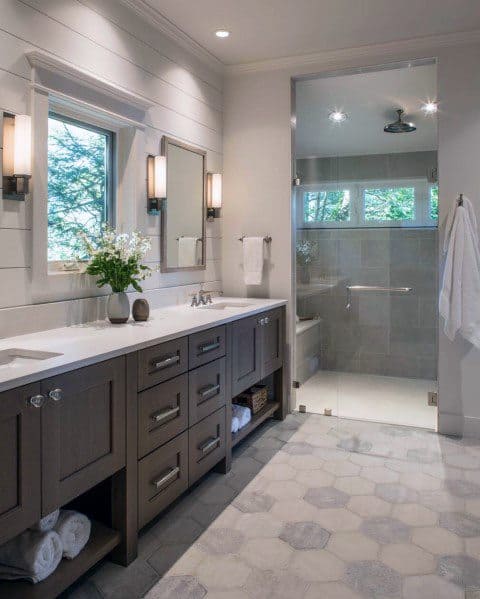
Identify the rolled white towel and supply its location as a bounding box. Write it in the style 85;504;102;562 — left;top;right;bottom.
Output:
30;509;60;533
0;529;62;583
232;404;252;428
231;415;240;434
54;510;91;560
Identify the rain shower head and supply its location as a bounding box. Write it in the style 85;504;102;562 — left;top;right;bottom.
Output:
384;109;416;133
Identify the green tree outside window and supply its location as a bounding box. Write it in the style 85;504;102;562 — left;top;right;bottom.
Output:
304;190;350;223
364;187;415;221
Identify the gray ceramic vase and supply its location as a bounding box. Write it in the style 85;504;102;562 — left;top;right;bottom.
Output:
107;292;130;324
132;298;150;322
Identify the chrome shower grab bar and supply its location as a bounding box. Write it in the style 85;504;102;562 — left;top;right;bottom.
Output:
345;285;413;311
346;285;413;293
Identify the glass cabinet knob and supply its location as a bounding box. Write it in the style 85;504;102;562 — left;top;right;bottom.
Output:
29;394;45;408
49;388;63;402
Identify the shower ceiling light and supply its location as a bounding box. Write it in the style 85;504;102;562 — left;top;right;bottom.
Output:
422;101;438;114
329;110;348;123
215;30;230;38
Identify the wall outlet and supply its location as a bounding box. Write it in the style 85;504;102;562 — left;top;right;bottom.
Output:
428;391;438;406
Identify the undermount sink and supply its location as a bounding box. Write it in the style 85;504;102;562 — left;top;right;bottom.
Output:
201;302;253;310
0;348;63;366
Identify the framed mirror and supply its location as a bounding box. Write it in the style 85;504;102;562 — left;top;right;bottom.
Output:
161;136;206;272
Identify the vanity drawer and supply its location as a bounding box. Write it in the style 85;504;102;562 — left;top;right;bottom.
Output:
189;326;226;369
138;431;188;529
189;358;226;426
138;337;188;391
189;406;226;485
138;374;188;459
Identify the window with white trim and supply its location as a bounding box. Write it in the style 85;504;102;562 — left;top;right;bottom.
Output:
47;112;115;263
300;178;438;228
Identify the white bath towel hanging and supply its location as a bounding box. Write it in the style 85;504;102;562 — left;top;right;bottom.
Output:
439;196;480;347
178;237;198;267
243;237;264;285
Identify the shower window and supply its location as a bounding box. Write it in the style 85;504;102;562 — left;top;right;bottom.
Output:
363;186;415;222
300;178;437;228
304;189;351;223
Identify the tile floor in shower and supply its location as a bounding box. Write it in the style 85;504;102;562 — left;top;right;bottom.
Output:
296;370;438;430
66;412;480;598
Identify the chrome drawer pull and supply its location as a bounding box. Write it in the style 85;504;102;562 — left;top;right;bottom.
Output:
151;406;180;424
198;341;220;354
151;466;180;490
199;436;220;455
153;354;180;370
198;383;220;400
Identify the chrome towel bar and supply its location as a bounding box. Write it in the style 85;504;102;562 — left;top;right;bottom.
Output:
346;285;413;293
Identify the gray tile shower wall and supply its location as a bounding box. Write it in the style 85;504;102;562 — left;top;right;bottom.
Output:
297;228;438;379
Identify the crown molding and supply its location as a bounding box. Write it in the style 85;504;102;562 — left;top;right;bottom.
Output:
226;29;480;75
27;50;155;111
118;0;224;74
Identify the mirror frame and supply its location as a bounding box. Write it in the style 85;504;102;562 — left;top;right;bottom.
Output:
160;135;207;273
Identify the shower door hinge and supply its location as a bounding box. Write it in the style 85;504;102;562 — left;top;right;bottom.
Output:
292;380;300;389
428;391;438;407
293;176;301;186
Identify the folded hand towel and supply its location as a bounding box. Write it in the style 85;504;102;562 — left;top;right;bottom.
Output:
55;510;91;560
178;237;198;267
231;415;240;434
243;237;264;285
0;530;62;583
232;404;252;428
440;196;480;347
30;509;60;533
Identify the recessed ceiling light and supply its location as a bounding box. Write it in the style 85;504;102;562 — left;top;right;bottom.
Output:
422;101;438;114
215;30;230;38
329;110;348;123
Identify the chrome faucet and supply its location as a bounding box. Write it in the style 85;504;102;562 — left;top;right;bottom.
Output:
190;289;213;307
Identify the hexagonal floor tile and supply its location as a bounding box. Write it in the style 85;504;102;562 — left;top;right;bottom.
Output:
360;517;410;544
438;554;480;589
337;437;373;453
391;503;438;527
412;526;463;555
198;528;245;555
402;574;464;599
145;575;206;599
362;467;400;484
279;521;330;550
399;472;442;491
243;570;309;599
347;495;391;519
323;460;361;477
196;555;251;589
264;480;306;501
304;486;350;509
380;543;436;575
233;491;275;513
334;476;375;496
375;483;419;504
327;531;380;562
344;560;402;598
296;469;335;488
239;538;292;570
305;582;362;599
445;479;480;498
233;512;282;539
439;511;480;537
290;549;345;582
314;508;362;532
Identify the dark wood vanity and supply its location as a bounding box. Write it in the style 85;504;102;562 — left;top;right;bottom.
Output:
0;305;286;598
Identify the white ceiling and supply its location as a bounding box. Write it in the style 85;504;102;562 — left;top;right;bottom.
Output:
295;63;438;158
140;0;480;65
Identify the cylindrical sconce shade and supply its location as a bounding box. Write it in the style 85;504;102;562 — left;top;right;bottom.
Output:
13;115;31;176
209;173;222;209
153;155;166;199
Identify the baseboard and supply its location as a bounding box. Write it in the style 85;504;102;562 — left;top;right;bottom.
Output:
463;416;480;439
437;411;463;437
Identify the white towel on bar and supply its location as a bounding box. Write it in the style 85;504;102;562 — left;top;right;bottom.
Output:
0;529;62;583
29;509;60;533
440;196;480;347
54;510;91;560
243;237;264;285
178;237;198;267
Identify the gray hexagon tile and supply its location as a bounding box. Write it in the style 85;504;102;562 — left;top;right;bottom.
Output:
344;560;402;598
337;437;373;453
233;491;275;513
360;517;410;544
304;486;350;509
439;511;480;537
438;554;480;589
279;521;330;550
445;479;480;498
198;527;245;555
375;482;419;504
145;575;206;599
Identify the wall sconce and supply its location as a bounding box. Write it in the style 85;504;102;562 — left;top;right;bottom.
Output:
206;172;222;221
146;154;166;215
2;113;32;200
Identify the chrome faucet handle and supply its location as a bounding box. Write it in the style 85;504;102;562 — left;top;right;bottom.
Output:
190;293;199;307
205;293;213;304
198;290;208;306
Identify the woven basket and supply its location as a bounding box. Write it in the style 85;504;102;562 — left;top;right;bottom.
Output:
236;385;268;414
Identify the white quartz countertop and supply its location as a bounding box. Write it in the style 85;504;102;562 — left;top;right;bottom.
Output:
0;297;287;393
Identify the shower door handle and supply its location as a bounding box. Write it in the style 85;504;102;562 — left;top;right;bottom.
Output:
345;285;413;310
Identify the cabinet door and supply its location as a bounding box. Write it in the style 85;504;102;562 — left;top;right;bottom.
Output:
41;358;126;514
0;383;42;545
231;315;262;396
261;308;284;378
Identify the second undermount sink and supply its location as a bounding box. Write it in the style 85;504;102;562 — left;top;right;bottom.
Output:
201;302;253;310
0;348;63;366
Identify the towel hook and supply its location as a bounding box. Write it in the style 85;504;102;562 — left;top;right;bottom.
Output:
458;194;464;207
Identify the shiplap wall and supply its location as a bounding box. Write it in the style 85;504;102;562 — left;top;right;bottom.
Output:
0;0;223;315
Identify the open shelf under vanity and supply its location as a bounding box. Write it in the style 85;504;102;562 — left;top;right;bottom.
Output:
231;400;280;448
